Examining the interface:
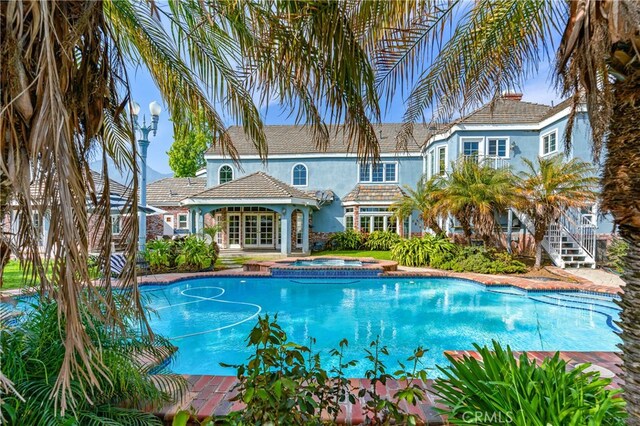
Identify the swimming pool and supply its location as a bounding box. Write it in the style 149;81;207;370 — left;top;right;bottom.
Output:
289;258;363;267
142;277;621;377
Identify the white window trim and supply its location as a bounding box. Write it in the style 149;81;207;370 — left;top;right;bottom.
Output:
176;212;189;229
218;164;234;185
291;163;309;187
436;145;449;176
486;136;511;158
459;136;485;157
540;129;559;157
111;214;121;235
357;161;399;183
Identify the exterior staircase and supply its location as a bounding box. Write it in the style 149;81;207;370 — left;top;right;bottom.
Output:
513;208;597;269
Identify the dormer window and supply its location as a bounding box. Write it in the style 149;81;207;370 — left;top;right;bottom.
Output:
292;163;308;186
219;165;233;184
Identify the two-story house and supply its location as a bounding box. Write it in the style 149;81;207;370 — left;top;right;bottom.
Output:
150;93;611;267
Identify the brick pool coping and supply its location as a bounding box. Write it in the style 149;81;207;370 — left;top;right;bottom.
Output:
155;351;622;425
133;265;622;296
242;256;398;274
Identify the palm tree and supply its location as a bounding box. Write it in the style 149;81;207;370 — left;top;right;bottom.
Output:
0;0;382;413
371;0;640;418
390;175;444;236
439;159;515;246
515;156;598;269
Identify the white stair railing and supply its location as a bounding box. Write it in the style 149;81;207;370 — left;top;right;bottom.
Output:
513;208;596;268
558;208;597;262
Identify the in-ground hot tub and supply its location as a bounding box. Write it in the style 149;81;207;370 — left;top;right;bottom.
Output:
243;256;397;278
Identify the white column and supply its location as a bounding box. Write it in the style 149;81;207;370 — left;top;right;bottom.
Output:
280;207;292;255
506;209;513;253
302;207;310;254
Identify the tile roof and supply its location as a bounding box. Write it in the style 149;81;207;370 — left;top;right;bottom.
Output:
342;184;405;203
454;98;552;125
28;170;130;200
186;172;316;201
146;177;207;206
90;170;130;197
205;124;442;156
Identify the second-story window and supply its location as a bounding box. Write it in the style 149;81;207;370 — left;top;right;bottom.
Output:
292;164;308;186
541;130;558;156
359;162;397;183
487;138;508;158
219;165;233;184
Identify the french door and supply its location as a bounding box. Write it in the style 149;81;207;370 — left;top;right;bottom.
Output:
227;214;241;248
244;213;274;248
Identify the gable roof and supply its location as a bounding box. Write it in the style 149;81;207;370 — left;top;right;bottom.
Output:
146;177;207;206
205;124;442;157
90;170;130;198
342;184;405;204
185;172;316;202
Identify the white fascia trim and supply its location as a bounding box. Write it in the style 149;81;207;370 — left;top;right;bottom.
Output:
421;106;576;153
204;152;422;160
182;197;319;208
341;200;395;207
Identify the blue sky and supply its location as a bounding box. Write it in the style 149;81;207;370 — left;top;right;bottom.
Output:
130;58;563;175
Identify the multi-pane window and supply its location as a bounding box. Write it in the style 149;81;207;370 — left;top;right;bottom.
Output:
359;162;397;182
371;164;384;182
111;214;121;235
356;207;397;233
541;131;558;156
359;216;371;232
438;147;447;175
292;164;308;186
177;213;188;229
345;216;354;230
219;165;233;184
359;164;370;182
428;146;447;177
372;216;385;232
487;138;508;157
463;140;480;157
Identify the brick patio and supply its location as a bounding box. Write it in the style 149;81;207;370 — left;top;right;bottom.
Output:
154;351;622;425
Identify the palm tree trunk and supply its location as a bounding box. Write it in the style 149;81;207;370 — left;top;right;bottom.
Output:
601;75;640;422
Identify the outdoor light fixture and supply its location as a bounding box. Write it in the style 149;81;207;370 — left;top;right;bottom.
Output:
130;100;162;251
149;101;162;135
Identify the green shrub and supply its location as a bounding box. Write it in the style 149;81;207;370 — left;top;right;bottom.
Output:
143;236;217;273
391;235;458;267
222;315;428;425
365;231;401;251
448;247;527;274
1;299;185;425
606;237;628;273
144;239;175;272
176;236;215;271
327;229;366;250
434;341;626;425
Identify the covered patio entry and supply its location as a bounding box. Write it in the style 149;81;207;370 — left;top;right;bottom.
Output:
181;172;318;255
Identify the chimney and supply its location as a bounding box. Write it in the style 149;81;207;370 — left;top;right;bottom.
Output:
501;92;523;101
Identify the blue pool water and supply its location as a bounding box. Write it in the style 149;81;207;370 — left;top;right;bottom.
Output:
289;258;363;267
142;277;621;377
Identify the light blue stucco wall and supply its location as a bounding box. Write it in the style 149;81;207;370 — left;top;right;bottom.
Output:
206;155;424;233
421;111;612;234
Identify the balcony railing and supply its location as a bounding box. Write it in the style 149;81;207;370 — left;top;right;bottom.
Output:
458;155;510;169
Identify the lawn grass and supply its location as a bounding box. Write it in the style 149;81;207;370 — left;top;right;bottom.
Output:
311;250;392;260
1;260;36;290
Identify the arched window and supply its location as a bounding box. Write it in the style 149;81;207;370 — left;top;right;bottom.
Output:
292;164;308;186
219;165;233;184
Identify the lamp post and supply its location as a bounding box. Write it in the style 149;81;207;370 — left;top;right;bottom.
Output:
130;100;162;252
